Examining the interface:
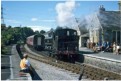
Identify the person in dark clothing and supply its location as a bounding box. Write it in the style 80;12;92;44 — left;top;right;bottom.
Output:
101;41;107;51
103;41;111;52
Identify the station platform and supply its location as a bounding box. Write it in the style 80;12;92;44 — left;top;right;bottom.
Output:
79;47;121;62
1;55;11;80
9;45;32;80
79;47;121;74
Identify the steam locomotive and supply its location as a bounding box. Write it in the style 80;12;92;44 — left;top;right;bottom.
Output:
26;28;79;62
51;28;79;62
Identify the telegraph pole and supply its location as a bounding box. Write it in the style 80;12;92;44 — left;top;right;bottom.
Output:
1;5;6;28
1;5;4;24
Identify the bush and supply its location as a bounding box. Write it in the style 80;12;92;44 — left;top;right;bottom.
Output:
1;45;7;54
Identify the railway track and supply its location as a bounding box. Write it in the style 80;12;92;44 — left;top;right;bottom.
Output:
23;45;82;75
21;44;121;80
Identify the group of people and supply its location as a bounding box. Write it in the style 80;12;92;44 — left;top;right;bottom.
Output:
87;40;121;55
98;41;111;52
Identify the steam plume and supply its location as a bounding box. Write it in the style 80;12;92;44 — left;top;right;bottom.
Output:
55;0;76;28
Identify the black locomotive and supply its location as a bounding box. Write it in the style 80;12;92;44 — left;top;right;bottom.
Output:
51;28;79;62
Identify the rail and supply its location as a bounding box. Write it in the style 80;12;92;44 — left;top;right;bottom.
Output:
24;44;121;80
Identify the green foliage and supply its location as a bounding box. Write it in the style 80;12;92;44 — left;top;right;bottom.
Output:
34;30;40;34
1;42;7;54
1;25;34;54
40;30;46;34
1;26;34;46
1;25;49;54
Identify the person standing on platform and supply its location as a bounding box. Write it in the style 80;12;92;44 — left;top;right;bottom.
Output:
113;42;116;54
116;44;121;55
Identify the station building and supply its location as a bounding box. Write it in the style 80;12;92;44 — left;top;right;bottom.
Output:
76;4;121;47
43;29;53;50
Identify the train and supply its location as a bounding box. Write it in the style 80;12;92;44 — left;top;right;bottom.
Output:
26;34;45;51
26;28;79;62
51;28;79;62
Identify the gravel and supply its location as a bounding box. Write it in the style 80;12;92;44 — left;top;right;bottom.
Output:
29;58;81;80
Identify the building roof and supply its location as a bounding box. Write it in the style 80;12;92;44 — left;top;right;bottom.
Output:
78;7;120;31
98;11;120;30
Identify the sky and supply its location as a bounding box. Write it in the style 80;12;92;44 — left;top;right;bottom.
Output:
1;0;119;31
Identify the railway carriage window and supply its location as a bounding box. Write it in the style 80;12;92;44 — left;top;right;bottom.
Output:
37;37;41;45
67;31;69;36
74;32;76;35
47;40;49;43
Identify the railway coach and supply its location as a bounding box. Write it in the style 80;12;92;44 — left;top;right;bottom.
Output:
26;34;45;51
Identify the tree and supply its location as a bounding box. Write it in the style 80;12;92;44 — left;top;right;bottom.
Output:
1;26;34;45
40;30;46;34
1;26;35;54
20;27;34;43
8;25;12;29
34;30;39;34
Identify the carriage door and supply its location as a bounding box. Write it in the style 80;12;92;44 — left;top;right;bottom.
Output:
37;37;41;45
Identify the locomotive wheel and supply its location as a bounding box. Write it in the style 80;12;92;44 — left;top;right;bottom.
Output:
55;55;59;60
